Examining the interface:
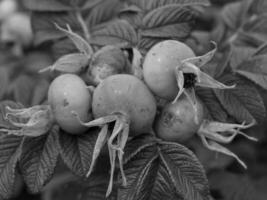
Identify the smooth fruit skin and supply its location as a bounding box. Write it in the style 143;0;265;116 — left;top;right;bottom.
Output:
155;97;204;143
92;74;157;135
143;40;195;100
48;74;92;134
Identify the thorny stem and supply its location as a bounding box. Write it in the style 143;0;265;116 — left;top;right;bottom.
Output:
75;10;91;43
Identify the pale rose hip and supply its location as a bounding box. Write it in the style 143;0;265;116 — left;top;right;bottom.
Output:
48;74;92;134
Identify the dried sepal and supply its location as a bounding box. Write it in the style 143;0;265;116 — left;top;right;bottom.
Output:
0;105;54;137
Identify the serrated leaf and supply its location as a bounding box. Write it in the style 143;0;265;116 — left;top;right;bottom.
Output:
41;53;89;74
141;5;194;40
58;129;99;177
128;0;210;12
214;75;266;123
32;12;81;45
143;5;195;28
118;135;211;200
19;126;59;193
196;88;228;122
91;19;138;46
31;79;50;106
0;135;23;199
138;37;163;52
158;142;210;200
22;0;72;11
0;68;9;100
86;0;122;27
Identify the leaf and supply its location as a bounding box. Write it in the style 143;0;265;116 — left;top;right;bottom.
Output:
128;0;210;12
40;53;89;74
141;23;192;39
91;19;138;46
11;74;35;107
118;135;211;200
0;135;23;199
58;129;99;177
196;88;228;122
214;75;266;123
31;79;50;106
209;171;264;200
235;55;267;90
42;173;109;200
52;38;78;59
86;0;122;27
19;126;59;193
220;2;242;29
23;0;103;11
230;46;255;70
138;37;164;52
0;68;9;100
22;0;72;11
141;5;195;39
55;24;93;56
32;12;81;45
250;0;267;15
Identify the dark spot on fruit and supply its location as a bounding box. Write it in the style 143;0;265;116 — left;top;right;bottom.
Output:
63;99;69;107
152;53;156;56
162;111;174;126
183;73;197;88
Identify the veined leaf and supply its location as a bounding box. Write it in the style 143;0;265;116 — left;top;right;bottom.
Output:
214;75;266;123
0;135;23;199
128;0;210;12
86;0;122;27
118;135;211;200
91;19;138;46
58;129;99;177
20;126;59;193
141;5;195;40
143;5;195;29
196;88;228;122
